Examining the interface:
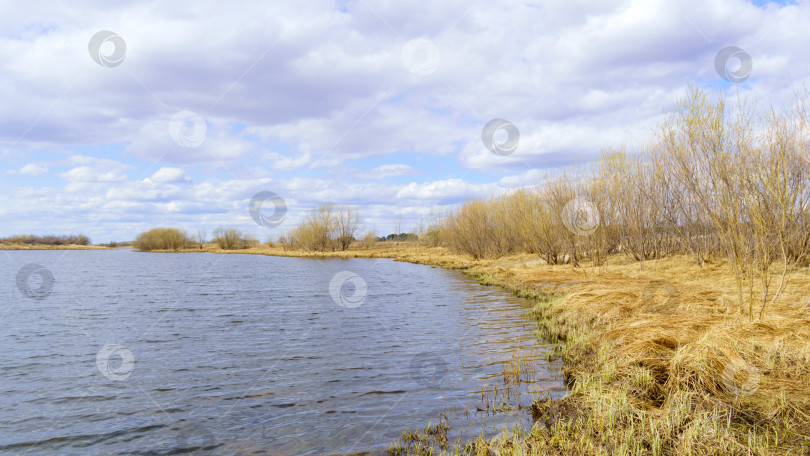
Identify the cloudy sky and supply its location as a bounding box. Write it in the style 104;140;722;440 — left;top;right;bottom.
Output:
1;0;807;242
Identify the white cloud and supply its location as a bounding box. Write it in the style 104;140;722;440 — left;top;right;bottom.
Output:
54;156;134;183
7;163;48;175
396;178;499;204
2;0;809;241
368;164;420;179
58;166;127;182
21;163;48;175
147;167;191;184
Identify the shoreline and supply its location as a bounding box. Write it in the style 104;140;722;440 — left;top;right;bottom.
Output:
13;243;810;453
195;244;810;454
0;243;110;250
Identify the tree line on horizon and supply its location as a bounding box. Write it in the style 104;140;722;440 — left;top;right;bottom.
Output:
0;234;90;246
131;204;416;254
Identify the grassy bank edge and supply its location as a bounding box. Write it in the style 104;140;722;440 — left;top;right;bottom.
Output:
0;243;111;250
138;244;810;455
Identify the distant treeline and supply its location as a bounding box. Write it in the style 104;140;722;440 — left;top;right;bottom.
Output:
99;241;132;248
133;227;258;251
278;204;419;251
0;234;90;246
133;220;415;254
380;233;417;242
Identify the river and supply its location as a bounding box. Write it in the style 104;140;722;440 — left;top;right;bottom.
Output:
0;249;565;455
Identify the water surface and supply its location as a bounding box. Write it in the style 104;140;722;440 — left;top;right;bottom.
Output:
0;249;565;455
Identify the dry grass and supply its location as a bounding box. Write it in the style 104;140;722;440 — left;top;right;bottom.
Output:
0;243;107;250
438;253;810;455
179;240;452;260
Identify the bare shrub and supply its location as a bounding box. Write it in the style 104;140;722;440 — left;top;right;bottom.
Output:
362;230;377;249
286;204;361;252
134;228;190;251
0;234;91;246
212;227;255;250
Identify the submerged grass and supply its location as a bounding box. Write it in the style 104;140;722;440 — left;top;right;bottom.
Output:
154;243;810;454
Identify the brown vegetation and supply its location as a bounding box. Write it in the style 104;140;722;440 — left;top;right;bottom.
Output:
381;88;810;454
380;248;810;455
133;227;190;251
282;203;360;252
212;226;257;250
0;233;90;246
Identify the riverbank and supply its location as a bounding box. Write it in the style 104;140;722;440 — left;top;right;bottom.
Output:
0;243;109;250
153;243;810;454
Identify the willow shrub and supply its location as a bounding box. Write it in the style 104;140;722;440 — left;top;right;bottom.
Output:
134;228;190;251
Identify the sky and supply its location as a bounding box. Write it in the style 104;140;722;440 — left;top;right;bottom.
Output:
0;0;807;243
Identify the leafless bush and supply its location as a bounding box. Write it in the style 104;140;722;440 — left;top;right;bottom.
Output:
285;204;361;252
193;229;206;250
212;227;256;250
362;230;377;249
0;234;91;246
134;228;189;251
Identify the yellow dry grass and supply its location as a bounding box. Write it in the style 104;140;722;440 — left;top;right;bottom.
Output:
450;253;810;455
0;243;108;250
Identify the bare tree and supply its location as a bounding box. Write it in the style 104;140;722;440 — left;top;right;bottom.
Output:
335;207;360;251
285;204;361;252
194;229;206;250
212;227;245;250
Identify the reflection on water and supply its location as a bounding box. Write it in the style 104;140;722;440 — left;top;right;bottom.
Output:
0;250;565;455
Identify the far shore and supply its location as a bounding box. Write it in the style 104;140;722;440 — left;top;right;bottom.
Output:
0;243;112;250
